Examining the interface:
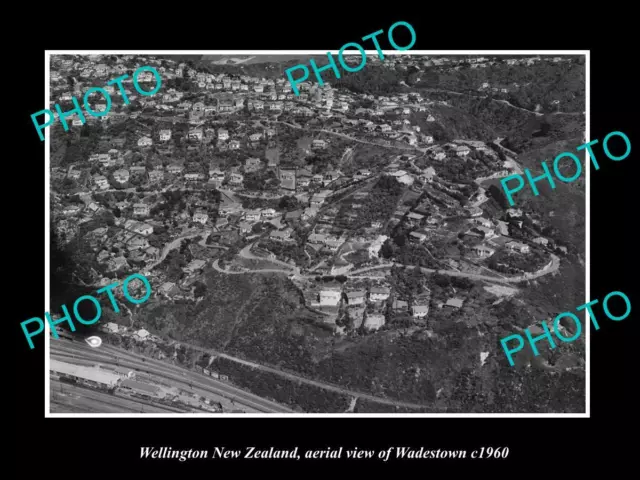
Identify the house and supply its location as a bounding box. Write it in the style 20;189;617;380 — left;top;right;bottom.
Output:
411;305;429;318
407;212;425;225
364;314;385;331
284;209;302;223
126;236;150;251
134;329;150;341
312;139;327;149
133;203;150;217
245;209;262;222
218;196;242;216
67;169;82;180
269;229;293;242
101;322;121;334
127;221;153;236
506;241;530;253
279;169;296;190
533;237;549;246
185;172;205;182
456;145;471;157
496;220;509;236
188;128;203;141
249;133;263;142
245;158;263;172
167;164;184;175
474;217;493;228
93;175;109;189
369;287;390;302
310;195;326;208
444;298;464;310
229;140;241;149
130;166;146;177
193;210;209;224
472;244;496;257
149;169;164;183
209;167;225;182
433;150;446;161
302;207;318;220
62;204;82;215
184;259;206;274
229;172;244;185
346;291;366;306
159;129;172;141
259;208;275;219
426;115;435;122
138;136;153;147
323;171;341;185
107;256;129;272
238;222;253;234
324;240;342;252
474;226;495;238
218;129;229;141
307;233;326;244
410;231;428;243
319;288;342;306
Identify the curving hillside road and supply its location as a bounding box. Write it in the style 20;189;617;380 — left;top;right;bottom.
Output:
421;88;583;118
348;253;560;284
212;259;292;276
275;121;425;152
146;231;206;271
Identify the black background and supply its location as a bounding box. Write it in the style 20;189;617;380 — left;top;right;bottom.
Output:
12;10;634;475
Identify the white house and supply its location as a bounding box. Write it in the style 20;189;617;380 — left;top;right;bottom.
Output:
245;210;262;222
364;314;385;331
138;136;153;147
133;203;150;217
319;289;342;306
412;305;429;318
193;210;209;224
369;287;390;302
134;329;150;341
506;241;530;254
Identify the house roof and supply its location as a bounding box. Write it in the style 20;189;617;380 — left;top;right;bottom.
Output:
370;287;390;294
445;298;464;308
347;290;366;298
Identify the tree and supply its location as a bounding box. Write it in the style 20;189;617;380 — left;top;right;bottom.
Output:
278;195;300;211
393;233;406;247
194;281;207;299
379;239;394;259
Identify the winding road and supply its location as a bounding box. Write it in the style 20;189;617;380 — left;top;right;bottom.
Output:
274;121;425;152
146;230;206;271
421;88;583;118
213;249;560;285
348;253;560;284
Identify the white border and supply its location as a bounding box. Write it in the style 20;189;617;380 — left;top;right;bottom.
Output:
45;50;590;418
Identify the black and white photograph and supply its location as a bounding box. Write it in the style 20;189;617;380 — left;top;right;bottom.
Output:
45;51;587;415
